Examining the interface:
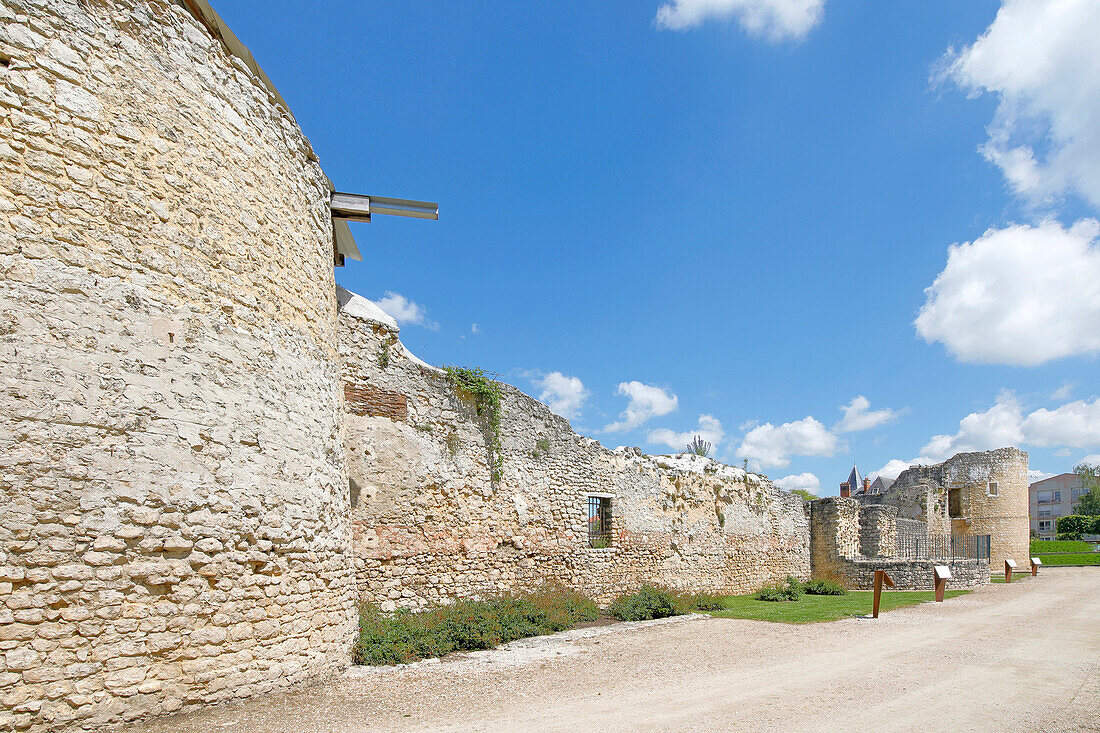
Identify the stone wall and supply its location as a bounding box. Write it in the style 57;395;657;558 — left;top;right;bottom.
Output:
0;2;353;730
337;288;811;607
891;448;1029;568
840;558;989;590
808;498;988;590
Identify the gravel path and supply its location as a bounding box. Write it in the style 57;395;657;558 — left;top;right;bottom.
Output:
127;568;1100;732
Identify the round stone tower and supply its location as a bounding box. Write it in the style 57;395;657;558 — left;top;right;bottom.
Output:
940;448;1030;570
0;1;352;729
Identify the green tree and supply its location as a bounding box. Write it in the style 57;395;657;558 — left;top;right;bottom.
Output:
789;488;816;502
1073;463;1100;516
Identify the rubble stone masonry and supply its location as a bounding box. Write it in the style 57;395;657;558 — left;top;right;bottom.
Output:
0;2;353;730
337;289;811;607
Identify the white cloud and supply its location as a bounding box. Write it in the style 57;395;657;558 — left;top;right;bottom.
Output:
835;396;897;433
1022;399;1100;448
532;371;589;420
915;219;1100;365
648;414;726;451
942;0;1100;208
776;472;821;495
654;0;824;41
916;392;1100;463
1079;454;1100;467
1052;383;1074;401
1028;469;1055;483
471;323;480;335
736;416;838;468
375;291;439;330
604;381;679;433
872;458;923;482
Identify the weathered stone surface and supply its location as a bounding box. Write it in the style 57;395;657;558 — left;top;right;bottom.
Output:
337;290;812;606
0;1;354;730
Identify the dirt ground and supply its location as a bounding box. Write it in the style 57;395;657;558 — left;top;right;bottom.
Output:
127;567;1100;732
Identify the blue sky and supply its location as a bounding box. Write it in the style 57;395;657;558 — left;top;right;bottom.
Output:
215;0;1100;495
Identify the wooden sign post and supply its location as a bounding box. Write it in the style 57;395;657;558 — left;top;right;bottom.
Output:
933;565;951;602
1004;558;1017;583
872;569;894;618
1030;557;1041;576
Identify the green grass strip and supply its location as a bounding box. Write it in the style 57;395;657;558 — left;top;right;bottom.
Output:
1034;553;1100;566
1030;540;1095;554
704;589;970;624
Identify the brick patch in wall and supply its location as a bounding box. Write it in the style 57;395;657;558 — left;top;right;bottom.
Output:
345;381;409;420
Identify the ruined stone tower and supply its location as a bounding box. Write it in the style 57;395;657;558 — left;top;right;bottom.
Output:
0;1;354;729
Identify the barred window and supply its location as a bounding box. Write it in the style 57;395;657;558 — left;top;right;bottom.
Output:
587;496;612;548
987;481;998;497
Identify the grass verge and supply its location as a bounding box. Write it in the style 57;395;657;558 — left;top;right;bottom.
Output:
1030;540;1095;554
1035;552;1100;566
704;589;970;623
991;572;1033;583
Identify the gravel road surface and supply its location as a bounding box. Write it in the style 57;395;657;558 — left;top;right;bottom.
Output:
127;567;1099;732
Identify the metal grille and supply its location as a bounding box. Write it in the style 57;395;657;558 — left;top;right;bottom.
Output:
587;496;612;548
896;527;990;561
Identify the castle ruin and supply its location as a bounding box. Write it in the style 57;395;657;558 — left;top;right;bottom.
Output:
0;1;1028;730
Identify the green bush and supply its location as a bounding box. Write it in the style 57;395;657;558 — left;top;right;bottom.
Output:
608;585;685;621
1056;515;1091;536
688;592;727;612
803;578;847;595
353;585;599;666
755;576;803;602
1057;532;1082;541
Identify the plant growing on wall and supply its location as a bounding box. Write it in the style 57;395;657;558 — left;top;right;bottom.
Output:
686;435;711;457
377;334;397;369
443;366;504;481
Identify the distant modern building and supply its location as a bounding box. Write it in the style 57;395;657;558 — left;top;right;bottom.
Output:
1029;473;1086;539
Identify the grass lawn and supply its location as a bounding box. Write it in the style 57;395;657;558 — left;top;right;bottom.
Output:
1035;553;1100;566
1030;540;1096;554
991;572;1033;583
704;590;970;624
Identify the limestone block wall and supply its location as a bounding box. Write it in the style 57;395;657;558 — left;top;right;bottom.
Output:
808;498;988;590
892;449;1029;568
859;505;897;559
840;559;989;590
337;289;811;607
0;2;353;730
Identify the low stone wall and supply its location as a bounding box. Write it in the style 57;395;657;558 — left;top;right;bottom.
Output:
809;497;989;589
337;288;811;607
839;559;989;590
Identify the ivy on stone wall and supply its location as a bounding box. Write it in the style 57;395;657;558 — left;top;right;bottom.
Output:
444;366;504;481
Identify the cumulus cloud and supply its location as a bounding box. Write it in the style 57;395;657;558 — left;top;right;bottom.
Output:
1022;399;1100;448
915;219;1100;365
941;0;1100;208
1028;469;1055;483
912;391;1100;464
531;371;589;420
835;396;897;433
776;472;821;495
1079;453;1100;467
375;291;439;330
471;323;480;335
604;381;679;433
736;416;838;468
654;0;824;41
871;458;923;482
648;414;726;451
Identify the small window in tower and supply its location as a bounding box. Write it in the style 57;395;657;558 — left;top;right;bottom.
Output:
587;495;612;548
987;481;998;497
